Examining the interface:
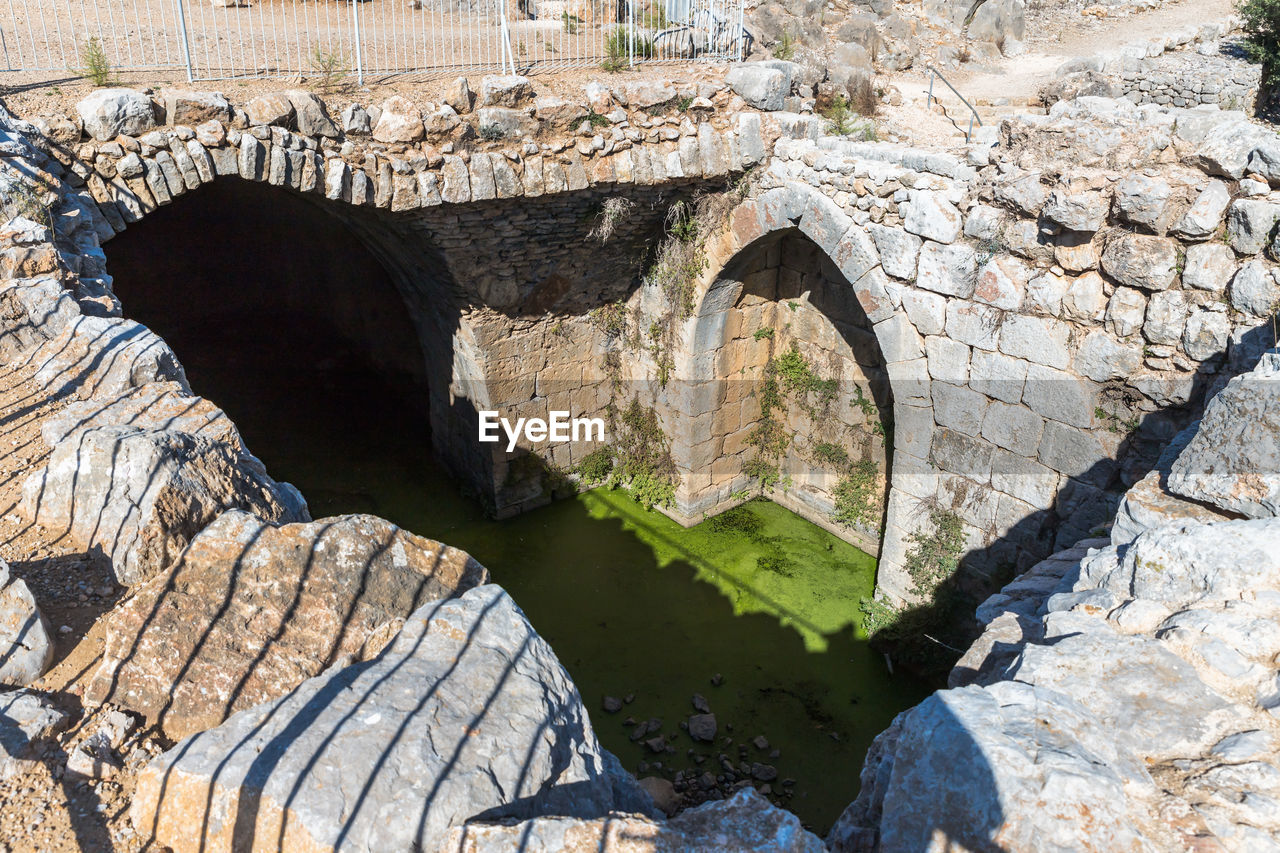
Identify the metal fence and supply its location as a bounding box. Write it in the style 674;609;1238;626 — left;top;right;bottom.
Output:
0;0;747;82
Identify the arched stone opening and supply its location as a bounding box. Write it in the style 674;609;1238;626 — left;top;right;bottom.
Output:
674;227;894;554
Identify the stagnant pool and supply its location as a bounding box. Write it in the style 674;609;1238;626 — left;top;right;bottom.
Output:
102;180;932;832
139;315;928;833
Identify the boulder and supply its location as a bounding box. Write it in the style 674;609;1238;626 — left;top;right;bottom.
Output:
24;316;187;401
38;382;241;451
479;74;535;108
372;96;425;143
1193;120;1276;179
446;788;825;852
1099;233;1177;291
0;559;53;687
160;90;232;126
620;80;676;110
688;712;717;741
244;92;295;128
0;276;80;361
341;103;371;135
76;88;157;141
283;90;339;137
1171;180;1230;240
1168;351;1280;518
967;0;1024;49
475;106;539;140
86;510;486;739
1111;174;1171;232
726;64;789;111
442;77;474;114
0;689;70;781
131;585;647;852
21;426;308;587
829;681;1158;852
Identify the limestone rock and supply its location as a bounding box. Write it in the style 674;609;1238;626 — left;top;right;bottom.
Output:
21;426;308;586
447;788;825;852
86;510;487;739
1226;198;1280;255
902;190;962;243
479;75;535;108
131;585;643;852
0;559;53;687
476;106;538;140
341;104;371;135
1182;242;1236;293
869;224;921;280
245;93;294;128
161;90;232;126
372;96;425;143
76;88;157;141
1172;180;1230;240
828;681;1158;852
1193;120;1276;179
0;689;69;781
25;316;187;401
284;90;338;137
1228;259;1280;317
1042;189;1105;233
39;382;241;451
1113;469;1235;547
726;65;789;111
1168;351;1280;518
443;77;474;114
1112;173;1171;232
1182;308;1230;361
1100;233;1176;291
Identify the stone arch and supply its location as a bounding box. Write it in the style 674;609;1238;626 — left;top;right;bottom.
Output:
667;181;934;600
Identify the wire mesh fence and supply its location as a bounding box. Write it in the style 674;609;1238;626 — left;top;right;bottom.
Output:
0;0;748;82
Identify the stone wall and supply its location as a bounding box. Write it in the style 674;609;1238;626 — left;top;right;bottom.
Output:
1116;49;1261;111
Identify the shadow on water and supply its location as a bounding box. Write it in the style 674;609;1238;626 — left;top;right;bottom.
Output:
102;179;937;834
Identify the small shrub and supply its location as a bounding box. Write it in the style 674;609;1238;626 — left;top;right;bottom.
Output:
676;95;694;112
821;93;878;140
753;327;775;341
575;446;615;485
590;300;629;339
903;508;967;600
774;29;796;61
742;457;781;491
77;36;116;87
603;27;652;72
604;397;678;509
832;458;880;528
478;123;507;141
310;44;350;95
583;110;610;129
562;10;581;33
811;441;850;469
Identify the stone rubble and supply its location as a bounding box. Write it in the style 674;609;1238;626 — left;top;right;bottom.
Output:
0;557;54;687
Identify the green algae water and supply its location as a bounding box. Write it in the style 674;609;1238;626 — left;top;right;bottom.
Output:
156;322;931;834
103;178;933;831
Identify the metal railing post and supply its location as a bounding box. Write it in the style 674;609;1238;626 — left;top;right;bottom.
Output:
350;0;365;86
499;0;516;74
627;0;634;67
926;70;934;109
174;0;195;82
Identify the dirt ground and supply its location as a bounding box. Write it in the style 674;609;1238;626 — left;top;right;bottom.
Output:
0;363;165;853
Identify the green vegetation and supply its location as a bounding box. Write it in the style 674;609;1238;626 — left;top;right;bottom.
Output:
9;177;54;233
309;44;350;95
589;300;629;339
574;398;677;509
772;342;838;410
603;26;653;72
1239;0;1280;82
774;29;796;61
589;196;637;242
561;10;581;33
676;95;694;112
77;36;116;87
478;123;507;141
753;327;775;341
859;507;972;676
820;94;877;140
832;458;880;528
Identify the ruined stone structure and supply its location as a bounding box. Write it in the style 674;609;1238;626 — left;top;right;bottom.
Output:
13;79;1276;606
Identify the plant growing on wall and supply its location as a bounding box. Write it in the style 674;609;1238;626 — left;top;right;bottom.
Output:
589;197;637;243
574;397;678;509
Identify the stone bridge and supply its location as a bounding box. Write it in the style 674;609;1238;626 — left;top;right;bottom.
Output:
5;86;1276;603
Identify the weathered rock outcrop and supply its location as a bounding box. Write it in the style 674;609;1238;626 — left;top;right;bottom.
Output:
1168;352;1280;519
131;584;645;852
0;559;53;687
21;424;308;586
445;788;825;852
86;510;488;739
831;349;1280;851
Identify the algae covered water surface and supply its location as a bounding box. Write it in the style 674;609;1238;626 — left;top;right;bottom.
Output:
167;333;930;834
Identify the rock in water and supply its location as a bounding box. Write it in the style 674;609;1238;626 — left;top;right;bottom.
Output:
688;713;717;742
21;425;308;586
0;559;53;687
85;510;488;740
1168;350;1280;519
444;788;826;852
131;585;645;852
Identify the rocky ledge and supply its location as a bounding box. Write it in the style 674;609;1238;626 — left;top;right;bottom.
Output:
831;350;1280;851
